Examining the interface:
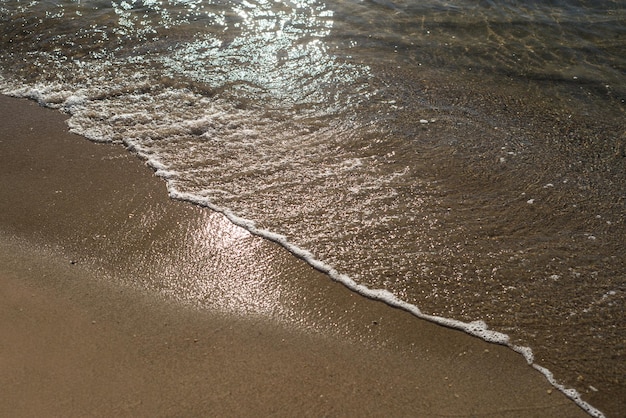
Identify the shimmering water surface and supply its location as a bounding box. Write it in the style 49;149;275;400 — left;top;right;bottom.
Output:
1;0;624;416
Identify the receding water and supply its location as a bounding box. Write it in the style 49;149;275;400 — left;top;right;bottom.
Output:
1;0;624;416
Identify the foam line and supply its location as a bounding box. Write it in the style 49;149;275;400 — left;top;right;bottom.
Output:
163;179;605;418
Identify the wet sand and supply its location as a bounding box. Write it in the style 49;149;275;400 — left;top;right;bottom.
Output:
0;95;591;417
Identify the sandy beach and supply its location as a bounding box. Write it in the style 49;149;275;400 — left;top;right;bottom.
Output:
0;95;592;416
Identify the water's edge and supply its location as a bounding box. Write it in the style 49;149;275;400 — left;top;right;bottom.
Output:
3;92;604;417
168;183;603;418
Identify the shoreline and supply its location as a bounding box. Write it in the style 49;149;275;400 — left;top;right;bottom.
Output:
0;95;592;416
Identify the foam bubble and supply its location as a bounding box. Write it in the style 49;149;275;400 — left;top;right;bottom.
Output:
532;364;606;418
63;95;87;111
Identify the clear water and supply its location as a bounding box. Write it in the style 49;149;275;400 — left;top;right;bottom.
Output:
1;0;624;415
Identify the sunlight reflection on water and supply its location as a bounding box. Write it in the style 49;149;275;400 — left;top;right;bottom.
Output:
152;211;290;317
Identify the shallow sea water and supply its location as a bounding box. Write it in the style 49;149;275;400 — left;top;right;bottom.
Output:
1;0;624;416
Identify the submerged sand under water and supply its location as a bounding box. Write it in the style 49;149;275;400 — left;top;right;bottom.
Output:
0;95;592;417
0;1;624;415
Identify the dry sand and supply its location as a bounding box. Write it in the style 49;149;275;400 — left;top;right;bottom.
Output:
0;95;590;417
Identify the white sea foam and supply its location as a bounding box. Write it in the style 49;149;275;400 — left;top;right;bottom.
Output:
165;174;604;418
63;95;87;112
532;364;605;418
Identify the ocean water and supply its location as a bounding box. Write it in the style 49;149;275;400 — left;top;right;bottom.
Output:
0;0;624;416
